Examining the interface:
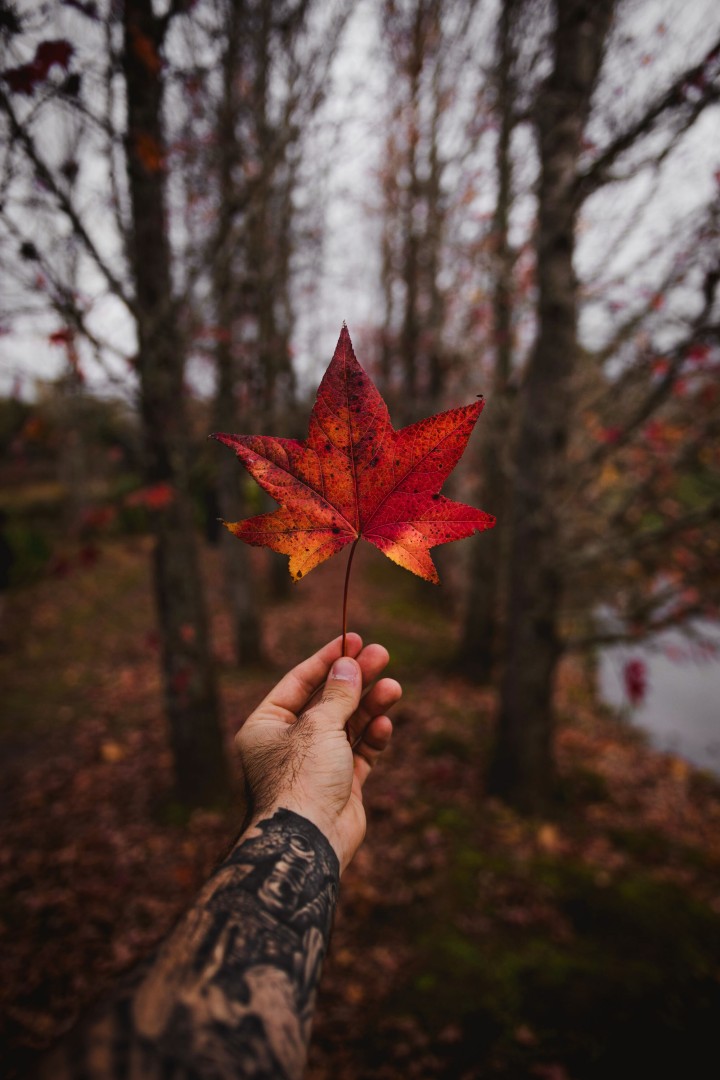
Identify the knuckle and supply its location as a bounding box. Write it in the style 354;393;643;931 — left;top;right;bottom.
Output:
320;683;354;707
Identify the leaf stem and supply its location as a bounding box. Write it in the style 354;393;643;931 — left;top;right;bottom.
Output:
342;538;360;656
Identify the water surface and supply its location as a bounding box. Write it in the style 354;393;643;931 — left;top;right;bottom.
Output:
598;620;720;776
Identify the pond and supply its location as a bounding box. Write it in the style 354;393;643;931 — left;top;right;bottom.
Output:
597;619;720;777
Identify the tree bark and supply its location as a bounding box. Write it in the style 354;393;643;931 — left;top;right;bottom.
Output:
212;0;264;663
397;2;426;417
488;0;615;812
457;0;517;682
214;360;263;664
123;0;231;806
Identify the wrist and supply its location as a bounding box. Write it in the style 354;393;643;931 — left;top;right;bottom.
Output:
245;800;345;872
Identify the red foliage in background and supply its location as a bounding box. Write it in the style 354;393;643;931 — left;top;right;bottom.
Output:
623;659;647;707
2;39;73;95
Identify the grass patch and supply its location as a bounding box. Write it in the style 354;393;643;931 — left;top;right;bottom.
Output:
381;839;720;1079
556;765;610;807
434;805;472;837
7;521;52;585
424;730;472;759
0;540;154;739
370;617;456;671
608;824;714;871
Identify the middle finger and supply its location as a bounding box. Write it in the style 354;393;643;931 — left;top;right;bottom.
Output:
347;676;402;745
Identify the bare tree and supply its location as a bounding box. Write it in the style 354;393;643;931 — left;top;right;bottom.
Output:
209;0;264;662
488;0;617;810
0;1;231;806
489;0;720;810
122;0;231;805
195;0;352;619
456;0;520;681
377;0;482;420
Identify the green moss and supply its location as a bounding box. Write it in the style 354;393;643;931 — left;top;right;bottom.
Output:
434;805;472;835
609;825;674;863
369;621;457;671
154;798;193;827
382;850;720;1078
413;971;436;992
676;468;720;507
689;769;720;801
379;593;450;629
556;865;720;967
7;522;52;585
556;765;610;806
424;730;471;759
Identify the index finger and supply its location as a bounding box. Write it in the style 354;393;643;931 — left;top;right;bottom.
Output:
262;633;363;715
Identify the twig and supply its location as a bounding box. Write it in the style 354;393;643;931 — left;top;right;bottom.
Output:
342;538;360;657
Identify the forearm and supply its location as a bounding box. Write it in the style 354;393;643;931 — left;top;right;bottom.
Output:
39;809;339;1080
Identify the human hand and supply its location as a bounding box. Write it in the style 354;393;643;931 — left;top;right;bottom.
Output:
235;633;401;872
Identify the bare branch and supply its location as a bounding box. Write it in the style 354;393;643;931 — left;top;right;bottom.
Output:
571;497;720;573
157;0;195;43
575;255;720;476
576;35;720;201
0;86;135;316
0;211;136;390
566;602;711;652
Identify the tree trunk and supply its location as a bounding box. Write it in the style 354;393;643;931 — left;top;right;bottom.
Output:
212;0;264;664
425;62;447;410
218;457;263;663
123;0;231;806
379;138;396;401
488;0;615;812
457;0;517;682
398;6;424;417
214;348;263;663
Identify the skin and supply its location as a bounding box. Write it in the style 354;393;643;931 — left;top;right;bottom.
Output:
237;631;400;872
37;634;401;1080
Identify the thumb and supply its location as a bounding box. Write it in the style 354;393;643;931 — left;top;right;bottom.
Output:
314;656;362;729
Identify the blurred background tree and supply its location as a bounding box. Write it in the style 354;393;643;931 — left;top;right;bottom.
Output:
484;0;720;810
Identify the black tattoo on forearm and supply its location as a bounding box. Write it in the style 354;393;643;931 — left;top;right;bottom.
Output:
38;810;340;1079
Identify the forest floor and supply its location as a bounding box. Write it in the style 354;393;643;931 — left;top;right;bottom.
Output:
1;534;720;1079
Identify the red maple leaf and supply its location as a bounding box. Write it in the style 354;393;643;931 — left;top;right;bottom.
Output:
212;324;494;598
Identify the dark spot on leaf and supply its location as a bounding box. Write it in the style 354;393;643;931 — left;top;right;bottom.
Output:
297;571;303;578
332;527;340;534
432;494;440;500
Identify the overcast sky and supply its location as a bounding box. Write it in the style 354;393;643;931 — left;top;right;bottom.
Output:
1;0;719;401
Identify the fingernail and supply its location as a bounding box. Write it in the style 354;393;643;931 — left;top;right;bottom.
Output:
329;657;357;682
